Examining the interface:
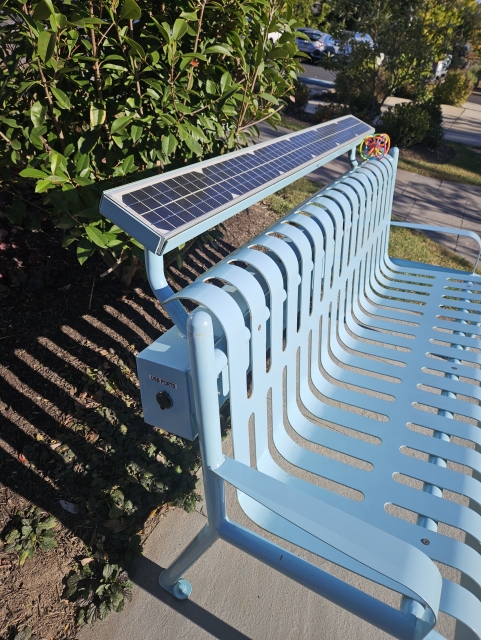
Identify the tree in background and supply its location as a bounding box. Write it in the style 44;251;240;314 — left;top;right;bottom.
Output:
327;0;481;120
0;0;302;282
291;0;331;30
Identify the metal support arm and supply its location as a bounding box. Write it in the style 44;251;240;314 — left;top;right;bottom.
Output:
144;249;189;335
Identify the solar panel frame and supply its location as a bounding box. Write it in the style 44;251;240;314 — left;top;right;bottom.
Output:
100;115;374;255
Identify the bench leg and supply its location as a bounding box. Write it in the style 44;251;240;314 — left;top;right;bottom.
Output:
158;523;218;600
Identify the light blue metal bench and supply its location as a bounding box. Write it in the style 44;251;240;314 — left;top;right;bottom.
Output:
100;123;481;640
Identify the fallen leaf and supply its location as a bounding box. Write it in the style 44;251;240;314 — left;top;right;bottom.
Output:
80;558;94;566
59;500;78;514
50;442;61;450
79;391;88;399
100;349;108;356
18;453;27;464
58;284;71;292
36;434;44;441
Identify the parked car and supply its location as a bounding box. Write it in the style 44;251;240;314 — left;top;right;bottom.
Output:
433;55;452;80
317;33;340;56
295;28;327;62
338;32;373;56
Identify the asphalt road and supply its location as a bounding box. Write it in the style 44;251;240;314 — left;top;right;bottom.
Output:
298;63;481;106
297;61;336;82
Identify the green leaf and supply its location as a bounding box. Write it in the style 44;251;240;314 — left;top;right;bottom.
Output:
51;151;66;175
120;0;141;21
85;225;108;248
267;47;289;59
20;167;49;179
123;36;145;59
50;12;68;30
98;600;110;620
220;71;232;93
184;135;202;156
121;155;135;174
172;19;188;40
257;92;279;104
130;124;142;143
161;133;177;156
37;30;56;63
35;178;54;193
33;0;53;20
111;115;133;134
38;516;57;530
180;11;197;19
102;563;115;579
51;86;72;109
30;101;47;128
77;238;94;265
37;535;57;551
204;45;231;56
19;548;30;566
90;104;106;128
205;79;216;95
5;530;20;543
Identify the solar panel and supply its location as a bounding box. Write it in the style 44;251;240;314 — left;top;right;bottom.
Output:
101;115;373;254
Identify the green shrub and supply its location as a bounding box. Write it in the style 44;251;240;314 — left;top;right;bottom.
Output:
335;65;380;120
433;69;474;106
381;102;431;148
312;102;350;124
284;80;310;116
420;99;444;150
2;507;57;565
380;99;444;150
63;560;133;625
0;1;301;283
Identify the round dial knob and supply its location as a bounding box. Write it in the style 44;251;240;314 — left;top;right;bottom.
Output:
156;391;173;410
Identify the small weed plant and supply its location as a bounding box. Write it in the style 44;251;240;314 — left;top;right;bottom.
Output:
64;560;133;626
3;506;57;565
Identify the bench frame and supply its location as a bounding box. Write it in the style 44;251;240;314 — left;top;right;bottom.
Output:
147;149;481;640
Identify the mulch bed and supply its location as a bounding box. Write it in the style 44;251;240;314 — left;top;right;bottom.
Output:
0;201;278;639
401;143;457;164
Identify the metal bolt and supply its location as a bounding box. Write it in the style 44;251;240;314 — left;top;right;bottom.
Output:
258;325;261;331
452;367;457;370
421;538;430;546
177;581;189;594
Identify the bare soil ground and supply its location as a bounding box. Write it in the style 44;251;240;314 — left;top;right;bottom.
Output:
0;201;278;640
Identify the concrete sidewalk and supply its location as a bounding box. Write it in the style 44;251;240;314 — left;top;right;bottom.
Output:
258;122;481;266
383;96;481;146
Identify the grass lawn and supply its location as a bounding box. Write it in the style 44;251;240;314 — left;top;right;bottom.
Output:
279;113;309;131
398;142;481;187
278;112;481;187
266;178;477;273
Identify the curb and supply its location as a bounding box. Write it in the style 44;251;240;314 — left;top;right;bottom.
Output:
298;76;335;88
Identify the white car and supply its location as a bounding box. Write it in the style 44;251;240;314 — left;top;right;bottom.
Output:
295;28;327;63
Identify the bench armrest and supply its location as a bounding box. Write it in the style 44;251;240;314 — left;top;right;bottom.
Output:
390;222;481;272
214;456;441;640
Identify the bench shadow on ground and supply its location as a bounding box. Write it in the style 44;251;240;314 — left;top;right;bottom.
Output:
132;554;252;640
0;235;240;634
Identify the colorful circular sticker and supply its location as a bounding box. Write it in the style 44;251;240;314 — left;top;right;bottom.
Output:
359;134;391;161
